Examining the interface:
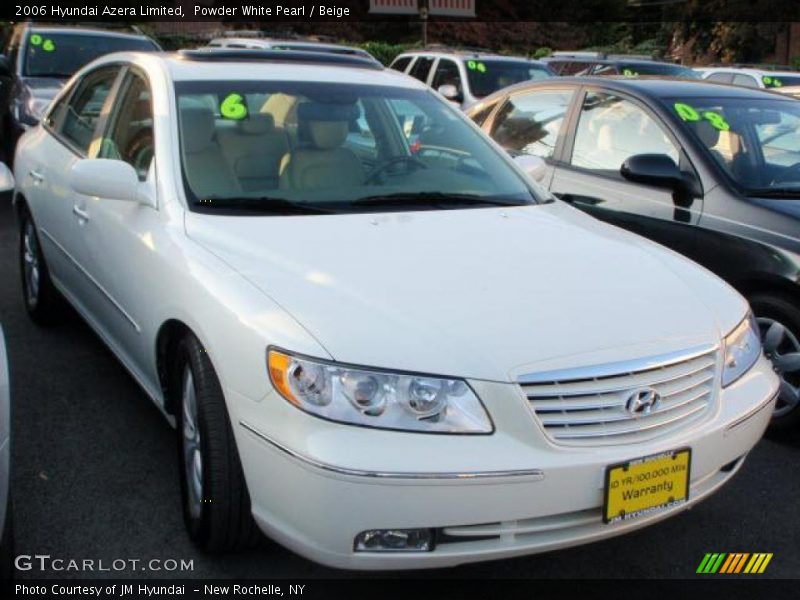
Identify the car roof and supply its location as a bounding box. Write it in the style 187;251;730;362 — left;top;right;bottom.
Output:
399;50;543;63
27;26;150;41
472;75;793;109
120;51;424;88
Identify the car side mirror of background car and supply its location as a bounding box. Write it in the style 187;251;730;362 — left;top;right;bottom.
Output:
513;154;547;183
69;159;143;204
0;55;10;78
620;154;684;190
0;163;14;193
437;84;462;102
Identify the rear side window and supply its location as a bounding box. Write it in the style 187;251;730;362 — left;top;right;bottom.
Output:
732;74;759;88
491;89;575;159
52;66;119;154
390;56;412;72
409;57;434;82
706;72;734;84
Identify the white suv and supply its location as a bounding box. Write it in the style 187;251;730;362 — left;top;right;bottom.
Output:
390;49;553;110
12;48;778;570
698;66;800;90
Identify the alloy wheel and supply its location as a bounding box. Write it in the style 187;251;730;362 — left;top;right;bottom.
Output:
758;317;800;418
181;366;204;520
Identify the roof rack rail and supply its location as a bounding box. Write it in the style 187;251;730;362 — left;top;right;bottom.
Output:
23;20;149;35
177;48;383;70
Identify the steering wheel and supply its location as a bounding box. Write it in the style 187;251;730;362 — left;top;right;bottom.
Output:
365;156;428;184
771;161;800;185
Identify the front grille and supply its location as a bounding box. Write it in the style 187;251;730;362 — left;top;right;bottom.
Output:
520;345;718;444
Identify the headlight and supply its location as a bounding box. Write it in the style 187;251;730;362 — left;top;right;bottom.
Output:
268;349;492;433
722;312;761;387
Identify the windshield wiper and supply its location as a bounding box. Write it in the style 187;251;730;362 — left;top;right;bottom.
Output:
194;197;332;215
744;187;800;198
350;192;529;209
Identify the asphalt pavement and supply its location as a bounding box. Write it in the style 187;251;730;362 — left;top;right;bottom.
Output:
0;196;797;580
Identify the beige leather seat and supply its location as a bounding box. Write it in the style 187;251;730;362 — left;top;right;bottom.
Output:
279;102;364;191
217;114;289;192
179;102;240;198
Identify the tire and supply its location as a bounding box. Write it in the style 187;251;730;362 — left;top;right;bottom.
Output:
749;292;800;431
19;207;63;326
174;333;261;552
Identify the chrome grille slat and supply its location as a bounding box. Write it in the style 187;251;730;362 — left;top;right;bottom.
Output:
520;347;718;444
521;355;715;398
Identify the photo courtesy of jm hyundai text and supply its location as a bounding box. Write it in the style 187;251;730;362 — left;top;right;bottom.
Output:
10;47;779;570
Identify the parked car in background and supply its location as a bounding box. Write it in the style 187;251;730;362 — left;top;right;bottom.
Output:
207;37;377;62
468;77;800;427
0;24;160;162
390;48;553;110
0;162;13;578
774;85;800;99
543;52;700;79
11;48;777;569
698;66;800;90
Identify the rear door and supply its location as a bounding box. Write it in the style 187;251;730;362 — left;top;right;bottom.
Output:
23;64;122;307
549;87;703;257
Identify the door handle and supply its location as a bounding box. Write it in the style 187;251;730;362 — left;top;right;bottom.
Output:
72;205;90;221
29;170;44;184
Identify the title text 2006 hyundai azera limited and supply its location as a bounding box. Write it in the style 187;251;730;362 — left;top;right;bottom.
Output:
12;49;778;569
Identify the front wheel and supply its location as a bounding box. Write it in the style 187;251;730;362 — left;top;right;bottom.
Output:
175;333;261;552
750;293;800;430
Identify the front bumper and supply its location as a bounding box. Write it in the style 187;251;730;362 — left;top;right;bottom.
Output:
231;354;778;570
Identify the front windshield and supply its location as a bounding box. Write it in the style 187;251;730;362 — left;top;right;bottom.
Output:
24;33;157;78
465;60;552;98
175;80;540;215
666;96;800;195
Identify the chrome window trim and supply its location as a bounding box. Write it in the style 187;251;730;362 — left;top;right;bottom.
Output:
240;421;544;481
518;343;719;385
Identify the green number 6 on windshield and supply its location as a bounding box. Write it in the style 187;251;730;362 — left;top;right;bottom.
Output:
220;93;248;120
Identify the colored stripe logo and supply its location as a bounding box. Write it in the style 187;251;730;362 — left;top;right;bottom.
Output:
697;553;773;574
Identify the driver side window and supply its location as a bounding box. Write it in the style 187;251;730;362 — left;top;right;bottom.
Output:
97;70;154;181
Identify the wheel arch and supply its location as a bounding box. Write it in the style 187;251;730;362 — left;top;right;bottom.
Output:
155;319;193;417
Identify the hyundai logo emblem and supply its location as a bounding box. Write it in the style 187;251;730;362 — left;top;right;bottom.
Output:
625;388;661;416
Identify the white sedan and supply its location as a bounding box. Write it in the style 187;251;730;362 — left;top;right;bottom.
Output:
12;49;778;570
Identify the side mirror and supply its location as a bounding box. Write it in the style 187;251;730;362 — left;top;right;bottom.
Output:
513;154;547;183
620;154;683;190
0;162;14;193
437;84;461;102
0;55;10;78
69;159;141;203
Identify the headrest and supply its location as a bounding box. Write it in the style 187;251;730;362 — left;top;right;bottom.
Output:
297;101;359;123
694;120;720;149
237;113;275;135
180;101;216;153
308;121;348;150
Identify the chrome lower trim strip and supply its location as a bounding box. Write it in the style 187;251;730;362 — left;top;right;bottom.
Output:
518;343;718;385
725;392;778;432
40;228;140;333
239;421;544;481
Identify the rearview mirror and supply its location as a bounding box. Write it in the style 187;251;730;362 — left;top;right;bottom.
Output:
437;84;461;102
513;154;547;183
0;162;14;193
620;154;683;190
69;159;141;203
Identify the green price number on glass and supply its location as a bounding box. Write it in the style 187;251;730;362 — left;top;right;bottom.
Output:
762;75;783;88
42;39;55;52
30;34;42;46
467;60;487;73
622;68;638;77
673;102;730;131
220;93;247;120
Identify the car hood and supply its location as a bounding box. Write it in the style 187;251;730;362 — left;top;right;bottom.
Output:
185;202;746;382
20;76;65;100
